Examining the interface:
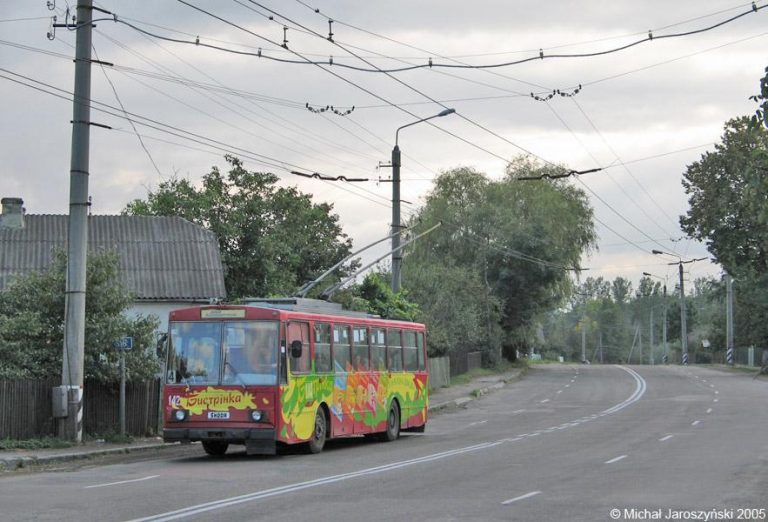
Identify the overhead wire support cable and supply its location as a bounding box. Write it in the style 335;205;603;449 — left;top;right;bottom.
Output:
239;1;580;171
156;2;768;73
172;1;519;166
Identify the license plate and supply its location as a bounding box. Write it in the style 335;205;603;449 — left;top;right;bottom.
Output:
207;411;230;420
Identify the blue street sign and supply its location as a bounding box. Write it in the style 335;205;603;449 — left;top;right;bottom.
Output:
113;336;134;350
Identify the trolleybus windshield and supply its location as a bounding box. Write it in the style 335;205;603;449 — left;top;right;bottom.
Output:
167;321;279;386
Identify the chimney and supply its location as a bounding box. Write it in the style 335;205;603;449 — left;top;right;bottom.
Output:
1;197;25;229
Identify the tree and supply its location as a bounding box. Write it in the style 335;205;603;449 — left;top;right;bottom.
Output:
0;250;159;382
680;116;768;276
125;155;357;299
750;66;768;129
402;159;596;363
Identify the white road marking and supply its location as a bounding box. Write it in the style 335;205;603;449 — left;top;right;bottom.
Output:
86;475;160;489
556;390;563;394
128;366;648;522
605;455;628;464
540;399;550;403
706;408;712;414
714;390;719;395
565;384;571;388
659;435;674;442
512;409;526;414
709;384;715;388
713;398;719;403
468;420;488;427
692;420;701;426
501;491;542;505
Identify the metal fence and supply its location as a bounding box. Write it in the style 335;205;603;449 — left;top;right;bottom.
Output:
0;378;162;439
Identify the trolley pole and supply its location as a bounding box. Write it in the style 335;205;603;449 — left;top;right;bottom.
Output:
59;0;93;442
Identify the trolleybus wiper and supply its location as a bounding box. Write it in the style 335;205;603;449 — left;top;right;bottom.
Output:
224;360;247;389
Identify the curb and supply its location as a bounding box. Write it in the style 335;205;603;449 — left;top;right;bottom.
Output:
0;442;180;472
428;367;526;412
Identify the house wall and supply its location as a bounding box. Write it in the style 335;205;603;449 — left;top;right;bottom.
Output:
125;301;205;335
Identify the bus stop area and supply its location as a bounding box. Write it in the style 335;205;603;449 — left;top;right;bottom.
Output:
0;366;524;472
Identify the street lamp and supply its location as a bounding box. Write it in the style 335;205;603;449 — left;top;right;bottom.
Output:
651;250;707;365
391;108;456;293
643;271;668;364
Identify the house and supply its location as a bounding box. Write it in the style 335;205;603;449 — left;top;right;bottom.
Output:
0;197;226;333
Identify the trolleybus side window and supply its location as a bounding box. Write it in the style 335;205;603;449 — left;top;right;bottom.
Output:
352;326;369;371
387;328;403;372
333;324;352;373
371;328;386;371
417;331;426;371
288;321;311;374
314;323;332;373
403;330;419;372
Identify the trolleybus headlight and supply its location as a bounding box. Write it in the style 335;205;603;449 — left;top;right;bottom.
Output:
249;410;263;422
173;409;188;422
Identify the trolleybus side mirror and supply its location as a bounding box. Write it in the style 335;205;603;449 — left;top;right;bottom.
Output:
290;340;303;359
156;333;168;358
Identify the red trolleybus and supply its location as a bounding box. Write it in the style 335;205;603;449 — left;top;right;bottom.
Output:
161;298;428;455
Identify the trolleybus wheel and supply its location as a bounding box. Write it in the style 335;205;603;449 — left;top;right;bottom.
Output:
202;441;229;456
307;408;327;454
380;401;400;442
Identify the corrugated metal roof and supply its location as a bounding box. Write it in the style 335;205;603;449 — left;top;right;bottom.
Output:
0;215;226;300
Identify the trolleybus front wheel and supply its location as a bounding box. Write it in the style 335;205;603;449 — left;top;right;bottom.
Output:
307;408;327;454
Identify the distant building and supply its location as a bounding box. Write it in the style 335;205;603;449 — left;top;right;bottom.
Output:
0;197;226;333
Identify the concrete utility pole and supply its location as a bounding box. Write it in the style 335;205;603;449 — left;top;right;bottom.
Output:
726;273;734;365
678;261;688;365
652;252;707;365
581;320;586;363
59;0;93;442
391;108;455;293
649;307;654;365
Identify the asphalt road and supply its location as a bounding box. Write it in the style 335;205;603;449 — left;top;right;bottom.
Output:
2;365;766;522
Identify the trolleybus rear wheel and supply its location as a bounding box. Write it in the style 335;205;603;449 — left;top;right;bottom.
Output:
380;401;400;442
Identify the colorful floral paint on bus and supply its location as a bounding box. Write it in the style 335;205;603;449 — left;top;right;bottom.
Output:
279;370;428;443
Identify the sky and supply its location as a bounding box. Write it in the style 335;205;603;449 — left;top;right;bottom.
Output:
1;0;767;294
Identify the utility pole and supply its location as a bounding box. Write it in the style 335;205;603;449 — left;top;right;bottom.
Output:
391;143;402;293
581;320;586;364
59;0;93;442
678;261;689;365
651;252;706;365
662;284;668;364
390;108;455;293
726;273;734;365
649;306;654;365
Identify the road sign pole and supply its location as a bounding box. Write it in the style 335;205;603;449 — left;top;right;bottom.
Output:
120;350;126;436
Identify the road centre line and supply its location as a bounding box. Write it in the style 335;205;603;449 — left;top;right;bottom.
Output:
501;491;542;505
86;475;160;489
605;455;628;464
706;408;712;414
468;420;488;427
692;420;701;426
659;435;674;442
129;366;647;522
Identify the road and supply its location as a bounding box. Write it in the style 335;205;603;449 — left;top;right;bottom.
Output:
2;365;766;522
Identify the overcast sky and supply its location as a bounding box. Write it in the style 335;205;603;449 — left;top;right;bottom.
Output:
1;1;766;292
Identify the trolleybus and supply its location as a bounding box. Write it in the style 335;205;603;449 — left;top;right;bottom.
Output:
161;298;428;455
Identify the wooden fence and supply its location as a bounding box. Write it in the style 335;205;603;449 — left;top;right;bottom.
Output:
0;378;161;439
